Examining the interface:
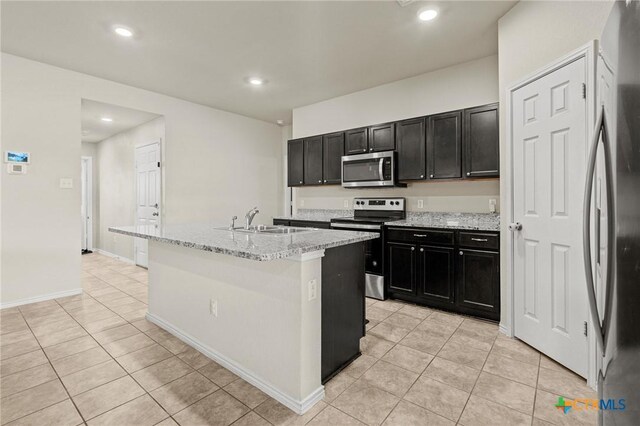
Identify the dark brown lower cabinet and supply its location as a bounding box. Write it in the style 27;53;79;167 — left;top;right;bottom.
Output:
385;227;500;321
387;242;416;295
456;248;500;320
321;243;365;383
418;245;455;308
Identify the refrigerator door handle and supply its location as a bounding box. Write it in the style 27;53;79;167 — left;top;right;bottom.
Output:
600;106;616;354
582;105;615;353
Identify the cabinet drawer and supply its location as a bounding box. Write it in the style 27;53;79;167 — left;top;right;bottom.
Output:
458;232;499;250
386;228;455;246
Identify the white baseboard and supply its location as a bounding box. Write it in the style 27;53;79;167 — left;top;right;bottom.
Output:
95;249;135;265
146;312;324;415
1;288;83;310
499;322;513;337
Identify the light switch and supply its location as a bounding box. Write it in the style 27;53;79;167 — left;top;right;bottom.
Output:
59;178;73;189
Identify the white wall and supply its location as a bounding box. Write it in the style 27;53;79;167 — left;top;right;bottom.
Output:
291;55;500;213
97;117;165;261
1;53;282;306
497;0;613;327
81;142;100;249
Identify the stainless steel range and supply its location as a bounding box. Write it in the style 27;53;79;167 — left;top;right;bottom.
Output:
330;197;406;300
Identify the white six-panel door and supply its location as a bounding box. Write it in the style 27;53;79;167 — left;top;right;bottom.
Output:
512;57;589;377
135;142;161;268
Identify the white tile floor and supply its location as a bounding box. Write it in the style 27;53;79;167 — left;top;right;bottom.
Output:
0;253;596;425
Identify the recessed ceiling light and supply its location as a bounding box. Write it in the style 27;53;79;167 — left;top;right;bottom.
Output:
248;77;265;86
114;26;134;37
418;9;438;21
101;117;113;122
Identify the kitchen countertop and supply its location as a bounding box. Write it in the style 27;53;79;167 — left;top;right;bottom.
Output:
273;209;352;222
386;212;500;232
109;224;377;262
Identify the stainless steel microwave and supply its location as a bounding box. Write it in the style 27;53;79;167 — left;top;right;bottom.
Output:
342;151;401;188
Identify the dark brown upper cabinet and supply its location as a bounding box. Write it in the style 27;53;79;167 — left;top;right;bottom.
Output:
396;118;426;181
287;139;304;187
463;103;499;178
369;122;396;152
303;136;323;185
322;132;344;184
427;111;462;180
345;128;369;155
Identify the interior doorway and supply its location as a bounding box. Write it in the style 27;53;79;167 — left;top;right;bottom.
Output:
81;156;93;254
81;99;163;264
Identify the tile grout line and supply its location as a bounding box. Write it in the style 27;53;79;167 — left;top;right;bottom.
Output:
454;321;500;425
79;264;251;425
68;270;179;423
13;305;89;425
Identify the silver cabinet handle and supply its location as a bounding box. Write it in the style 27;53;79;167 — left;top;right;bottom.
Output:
430;174;434;178
324;180;327;183
318;180;321;183
582;105;614;353
299;181;302;184
471;238;488;242
508;222;522;231
419;248;424;252
413;234;428;237
466;172;471;176
411;247;415;251
420;174;424;178
459;251;463;255
152;212;159;216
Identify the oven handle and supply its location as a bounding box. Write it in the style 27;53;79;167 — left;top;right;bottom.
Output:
331;222;382;231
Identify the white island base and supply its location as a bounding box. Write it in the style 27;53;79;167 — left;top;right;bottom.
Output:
145;240;324;414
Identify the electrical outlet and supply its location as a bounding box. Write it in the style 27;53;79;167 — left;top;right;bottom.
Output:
343;199;349;208
59;178;73;189
210;299;218;317
417;199;424;209
489;198;497;213
308;279;317;301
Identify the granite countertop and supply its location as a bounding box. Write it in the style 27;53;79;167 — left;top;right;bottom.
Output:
109;224;377;262
273;209;352;223
386;212;500;232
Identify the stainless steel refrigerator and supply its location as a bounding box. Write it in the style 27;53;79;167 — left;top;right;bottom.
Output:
584;1;640;424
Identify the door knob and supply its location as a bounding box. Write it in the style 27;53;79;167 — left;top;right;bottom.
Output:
508;222;523;231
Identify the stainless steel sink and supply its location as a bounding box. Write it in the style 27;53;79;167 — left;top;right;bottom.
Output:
261;227;318;234
215;225;318;234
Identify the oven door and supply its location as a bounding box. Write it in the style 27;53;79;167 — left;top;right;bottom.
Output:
342;151;394;188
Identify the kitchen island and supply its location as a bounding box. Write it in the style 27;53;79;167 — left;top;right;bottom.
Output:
109;224;377;414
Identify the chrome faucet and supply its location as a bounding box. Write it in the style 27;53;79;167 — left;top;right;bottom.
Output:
229;215;237;230
245;207;259;230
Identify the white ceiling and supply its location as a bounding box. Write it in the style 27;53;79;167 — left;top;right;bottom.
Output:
2;1;516;124
81;100;160;143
